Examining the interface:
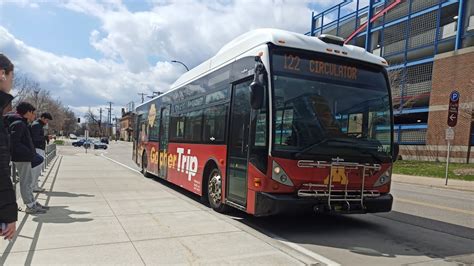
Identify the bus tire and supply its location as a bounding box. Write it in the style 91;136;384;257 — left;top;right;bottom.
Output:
141;152;153;178
207;168;229;213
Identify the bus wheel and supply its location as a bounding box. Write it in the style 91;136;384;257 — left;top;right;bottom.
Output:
141;152;152;178
208;168;228;213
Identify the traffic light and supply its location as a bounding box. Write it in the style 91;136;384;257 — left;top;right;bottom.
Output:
77;118;81;123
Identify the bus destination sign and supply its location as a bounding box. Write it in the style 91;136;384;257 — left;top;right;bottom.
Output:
278;53;358;81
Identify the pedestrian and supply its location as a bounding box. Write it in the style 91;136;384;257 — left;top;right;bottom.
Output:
6;102;48;214
30;112;53;192
0;54;17;240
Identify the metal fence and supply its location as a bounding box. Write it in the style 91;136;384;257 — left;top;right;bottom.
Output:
309;0;472;145
44;144;57;171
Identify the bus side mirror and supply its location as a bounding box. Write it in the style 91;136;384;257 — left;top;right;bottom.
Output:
250;81;264;110
392;143;399;162
250;57;265;110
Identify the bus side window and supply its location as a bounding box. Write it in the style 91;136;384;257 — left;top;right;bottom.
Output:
203;104;227;143
170;114;185;140
184;110;203;142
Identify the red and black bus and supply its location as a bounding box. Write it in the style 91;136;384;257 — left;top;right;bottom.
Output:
133;29;398;216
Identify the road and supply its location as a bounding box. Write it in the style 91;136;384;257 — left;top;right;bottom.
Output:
96;141;474;265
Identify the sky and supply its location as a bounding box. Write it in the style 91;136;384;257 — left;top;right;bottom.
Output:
0;0;365;118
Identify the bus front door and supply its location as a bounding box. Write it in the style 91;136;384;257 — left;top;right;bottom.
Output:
159;105;170;179
227;80;252;207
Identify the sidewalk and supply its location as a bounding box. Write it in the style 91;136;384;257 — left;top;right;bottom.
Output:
393;174;474;192
0;146;319;265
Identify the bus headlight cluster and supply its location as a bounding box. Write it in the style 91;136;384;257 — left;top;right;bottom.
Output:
272;161;293;186
374;167;392;187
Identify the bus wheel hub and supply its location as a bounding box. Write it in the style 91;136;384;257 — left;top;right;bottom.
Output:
209;173;222;205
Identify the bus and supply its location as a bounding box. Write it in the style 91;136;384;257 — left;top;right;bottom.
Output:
133;28;398;216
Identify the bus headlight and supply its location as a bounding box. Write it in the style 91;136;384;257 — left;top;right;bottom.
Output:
273;166;281;174
272;161;293;187
374;167;391;187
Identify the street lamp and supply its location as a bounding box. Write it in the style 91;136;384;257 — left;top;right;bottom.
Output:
171;60;189;71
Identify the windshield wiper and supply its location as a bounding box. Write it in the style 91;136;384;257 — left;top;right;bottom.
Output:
357;148;384;163
294;138;358;158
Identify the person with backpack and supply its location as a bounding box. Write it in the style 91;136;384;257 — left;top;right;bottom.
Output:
30;112;53;192
0;54;17;240
6;102;48;214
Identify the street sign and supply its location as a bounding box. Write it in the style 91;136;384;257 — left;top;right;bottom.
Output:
445;127;454;141
447;90;460;127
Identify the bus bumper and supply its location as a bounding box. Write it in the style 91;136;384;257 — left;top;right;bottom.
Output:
254;192;393;216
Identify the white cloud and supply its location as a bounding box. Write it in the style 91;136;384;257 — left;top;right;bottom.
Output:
76;0;315;72
1;0;337;117
0;26;182;117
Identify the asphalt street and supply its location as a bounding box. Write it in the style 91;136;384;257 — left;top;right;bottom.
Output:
97;141;474;265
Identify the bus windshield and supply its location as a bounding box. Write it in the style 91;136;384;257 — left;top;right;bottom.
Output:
271;49;392;163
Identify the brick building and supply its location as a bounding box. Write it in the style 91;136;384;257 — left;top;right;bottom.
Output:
120;110;135;142
310;0;474;162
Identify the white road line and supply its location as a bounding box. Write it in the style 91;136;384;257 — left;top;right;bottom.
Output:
101;153;339;266
272;235;341;266
100;154;141;174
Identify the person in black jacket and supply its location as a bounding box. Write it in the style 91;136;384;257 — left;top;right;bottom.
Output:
30;112;53;192
6;102;48;214
0;54;17;240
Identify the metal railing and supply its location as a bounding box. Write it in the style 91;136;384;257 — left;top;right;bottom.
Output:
11;144;57;199
44;144;57;171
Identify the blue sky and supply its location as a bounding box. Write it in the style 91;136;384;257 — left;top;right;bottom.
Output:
1;2;102;59
0;0;340;116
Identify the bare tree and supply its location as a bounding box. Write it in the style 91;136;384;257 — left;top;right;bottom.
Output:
62;108;78;135
10;72;80;137
12;72;41;106
85;108;102;137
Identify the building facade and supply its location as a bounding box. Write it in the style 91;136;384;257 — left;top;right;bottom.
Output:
310;0;474;162
120;111;135;142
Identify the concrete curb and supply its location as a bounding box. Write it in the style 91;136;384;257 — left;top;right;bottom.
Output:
393;180;474;192
392;172;474;193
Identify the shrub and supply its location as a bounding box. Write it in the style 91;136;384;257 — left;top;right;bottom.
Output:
53;140;64;145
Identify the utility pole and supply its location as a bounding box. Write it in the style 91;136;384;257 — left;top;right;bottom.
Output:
171;60;189;71
98;108;103;137
138;93;146;103
114;115;118;141
106;102;113;137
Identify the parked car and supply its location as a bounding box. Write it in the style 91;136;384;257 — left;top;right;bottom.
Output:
100;137;109;144
93;141;107;150
72;139;87;147
69;134;77;139
83;140;93;149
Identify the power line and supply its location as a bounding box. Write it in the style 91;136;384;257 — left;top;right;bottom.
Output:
146;91;162;99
